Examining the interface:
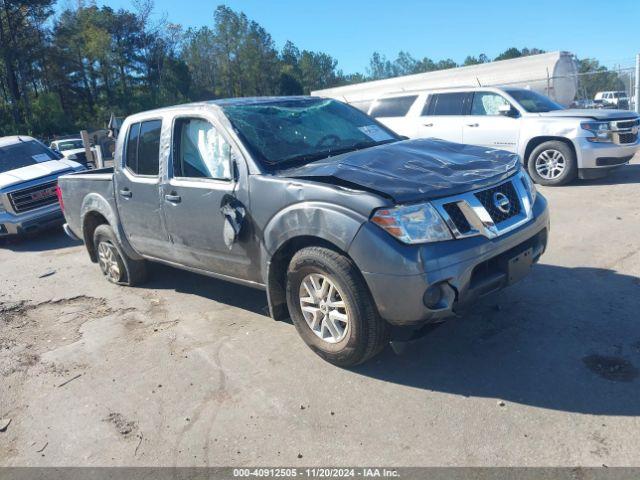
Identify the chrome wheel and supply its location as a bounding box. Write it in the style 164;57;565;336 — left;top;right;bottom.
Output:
535;149;566;180
299;273;349;344
97;241;122;282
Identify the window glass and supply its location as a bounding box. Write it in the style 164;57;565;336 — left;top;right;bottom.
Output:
136;120;162;176
0;140;59;173
424;93;470;116
369;95;418;118
55;140;84;151
505;89;563;113
471;92;511;115
174;118;231;180
125;122;141;173
222;98;399;169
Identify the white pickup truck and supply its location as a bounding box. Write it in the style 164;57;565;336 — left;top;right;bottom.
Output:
0;136;85;237
368;86;640;185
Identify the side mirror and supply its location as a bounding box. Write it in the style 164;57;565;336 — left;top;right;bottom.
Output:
498;104;512;116
498;103;519;118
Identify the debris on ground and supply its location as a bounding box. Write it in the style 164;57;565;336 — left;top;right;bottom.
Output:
57;373;82;388
497;400;506;407
104;412;138;437
134;434;143;456
0;418;11;432
36;442;48;453
38;270;56;279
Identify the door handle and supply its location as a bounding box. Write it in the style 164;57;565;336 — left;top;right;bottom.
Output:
423;123;434;127
119;189;132;198
164;194;181;204
466;123;479;127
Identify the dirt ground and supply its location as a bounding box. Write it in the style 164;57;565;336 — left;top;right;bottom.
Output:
1;159;639;467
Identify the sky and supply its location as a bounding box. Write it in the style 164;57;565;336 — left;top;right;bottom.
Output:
83;0;639;74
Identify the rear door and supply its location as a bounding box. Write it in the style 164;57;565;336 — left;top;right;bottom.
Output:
161;115;251;279
416;92;470;143
368;95;418;136
463;91;521;152
114;119;172;258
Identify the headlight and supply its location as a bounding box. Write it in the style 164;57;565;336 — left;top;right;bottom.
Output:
581;121;612;142
371;202;452;244
521;171;537;203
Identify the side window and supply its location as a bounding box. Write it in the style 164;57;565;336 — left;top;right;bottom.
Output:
369;95;418;118
124;122;140;173
423;93;471;116
124;120;161;176
470;92;511;115
137;120;162;176
173;118;231;180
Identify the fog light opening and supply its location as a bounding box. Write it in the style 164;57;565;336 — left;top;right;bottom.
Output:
423;284;444;309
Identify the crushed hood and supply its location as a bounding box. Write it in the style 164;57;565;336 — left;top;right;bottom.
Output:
277;138;519;203
538;109;639;121
0;159;80;190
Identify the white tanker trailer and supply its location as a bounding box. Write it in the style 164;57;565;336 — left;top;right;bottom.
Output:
312;51;578;110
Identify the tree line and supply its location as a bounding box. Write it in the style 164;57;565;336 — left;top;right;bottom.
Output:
0;1;628;139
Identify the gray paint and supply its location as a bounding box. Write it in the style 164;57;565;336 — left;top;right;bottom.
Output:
58;97;549;328
278;138;520;203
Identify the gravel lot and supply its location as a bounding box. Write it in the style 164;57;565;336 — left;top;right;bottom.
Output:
1;158;639;467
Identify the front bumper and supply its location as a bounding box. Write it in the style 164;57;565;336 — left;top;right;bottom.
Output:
574;136;639;176
348;194;549;326
0;204;64;237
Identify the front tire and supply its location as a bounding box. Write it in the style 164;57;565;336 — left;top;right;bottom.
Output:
286;246;388;367
527;140;577;186
93;224;147;286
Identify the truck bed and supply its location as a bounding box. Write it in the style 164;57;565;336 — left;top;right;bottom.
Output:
57;167;116;240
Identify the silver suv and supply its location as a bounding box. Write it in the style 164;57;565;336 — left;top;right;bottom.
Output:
368;86;640;186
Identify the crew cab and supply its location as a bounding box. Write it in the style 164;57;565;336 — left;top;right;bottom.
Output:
368;87;640;185
0;136;85;237
58;97;549;366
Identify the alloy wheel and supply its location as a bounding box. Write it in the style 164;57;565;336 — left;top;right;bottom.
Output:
298;273;349;344
97;241;122;282
535;149;566;180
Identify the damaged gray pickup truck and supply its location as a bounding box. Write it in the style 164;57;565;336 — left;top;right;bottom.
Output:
58;97;549;366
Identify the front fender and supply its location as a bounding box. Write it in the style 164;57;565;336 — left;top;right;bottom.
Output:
262;202;368;321
263;201;367;257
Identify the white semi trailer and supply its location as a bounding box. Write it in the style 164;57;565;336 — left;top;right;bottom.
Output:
312;51;578;111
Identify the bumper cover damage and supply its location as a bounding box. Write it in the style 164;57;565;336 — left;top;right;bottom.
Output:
348;194;549;330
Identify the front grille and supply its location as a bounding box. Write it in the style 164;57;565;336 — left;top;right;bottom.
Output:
474;181;521;224
443;202;472;234
615;119;639;129
617;132;637;144
8;180;59;213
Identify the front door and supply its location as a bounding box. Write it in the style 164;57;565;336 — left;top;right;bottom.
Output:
161;116;251;279
463;91;521;152
114;119;171;258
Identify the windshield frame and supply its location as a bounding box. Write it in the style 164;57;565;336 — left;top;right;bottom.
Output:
504;88;565;113
221;98;402;171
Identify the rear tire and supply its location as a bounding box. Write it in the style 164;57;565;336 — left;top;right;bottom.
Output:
286;246;388;367
93;224;147;286
527;140;577;186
